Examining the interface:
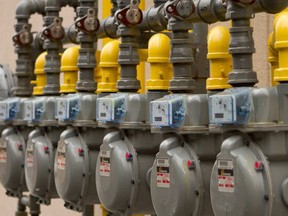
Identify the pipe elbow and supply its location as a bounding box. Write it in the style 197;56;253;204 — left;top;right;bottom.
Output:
268;32;277;61
61;46;80;72
256;0;288;14
274;12;288;50
99;40;120;68
207;26;231;59
148;33;170;63
16;0;44;19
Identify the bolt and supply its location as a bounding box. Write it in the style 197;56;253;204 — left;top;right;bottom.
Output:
167;6;174;13
76;22;82;27
117;14;123;20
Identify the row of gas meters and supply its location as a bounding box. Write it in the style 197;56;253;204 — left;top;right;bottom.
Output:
1;65;288;216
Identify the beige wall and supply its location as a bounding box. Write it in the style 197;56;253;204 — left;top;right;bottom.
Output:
0;0;275;215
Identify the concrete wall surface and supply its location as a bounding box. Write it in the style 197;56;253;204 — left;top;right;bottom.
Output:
0;0;276;215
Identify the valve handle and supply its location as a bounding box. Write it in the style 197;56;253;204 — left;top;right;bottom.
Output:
43;17;65;41
116;0;143;26
166;0;196;20
13;24;33;46
75;8;100;33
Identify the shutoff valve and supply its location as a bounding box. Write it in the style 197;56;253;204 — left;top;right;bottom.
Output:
13;24;33;46
116;0;143;26
43;17;65;41
166;0;196;19
75;8;100;33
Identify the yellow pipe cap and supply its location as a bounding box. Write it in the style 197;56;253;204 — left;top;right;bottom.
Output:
206;26;232;90
32;52;47;96
146;33;172;91
147;33;170;63
60;46;80;93
97;40;120;93
207;26;231;59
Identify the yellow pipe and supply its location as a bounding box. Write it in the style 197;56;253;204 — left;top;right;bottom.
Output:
146;33;172;91
206;26;232;91
97;40;120;93
268;32;279;86
31;52;47;96
274;11;288;82
138;49;148;93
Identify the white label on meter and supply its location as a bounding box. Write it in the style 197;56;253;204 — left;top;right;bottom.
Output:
98;99;113;122
156;158;170;188
0;139;7;163
152;102;170;126
56;99;67;120
26;141;34;167
218;159;235;193
0;102;7;120
99;150;111;177
57;144;66;170
23;101;33;121
211;95;236;123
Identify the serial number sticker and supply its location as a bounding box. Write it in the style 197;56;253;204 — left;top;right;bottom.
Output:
57;144;66;170
156;158;170;188
100;150;111;177
0;140;7;163
26;142;34;167
218;159;235;193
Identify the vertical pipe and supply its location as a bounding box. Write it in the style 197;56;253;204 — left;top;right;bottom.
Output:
76;0;98;92
116;0;142;92
82;205;94;216
43;0;65;95
14;0;46;97
226;1;258;87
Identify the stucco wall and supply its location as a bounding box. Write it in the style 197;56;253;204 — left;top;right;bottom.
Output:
0;0;276;215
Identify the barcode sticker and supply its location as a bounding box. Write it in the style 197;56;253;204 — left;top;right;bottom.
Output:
156;158;170;188
100;150;111;177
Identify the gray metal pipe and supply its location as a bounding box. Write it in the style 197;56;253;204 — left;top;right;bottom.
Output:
14;0;46;97
43;0;79;95
255;0;288;14
75;0;98;92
